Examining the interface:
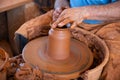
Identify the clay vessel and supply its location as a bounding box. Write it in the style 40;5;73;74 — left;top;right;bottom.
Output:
22;27;93;79
47;28;71;60
0;48;9;70
0;48;9;80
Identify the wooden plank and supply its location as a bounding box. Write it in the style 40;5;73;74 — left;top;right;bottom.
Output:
0;40;13;57
7;5;25;55
0;12;8;40
0;0;32;13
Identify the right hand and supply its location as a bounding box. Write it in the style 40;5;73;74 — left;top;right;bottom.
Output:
52;7;89;28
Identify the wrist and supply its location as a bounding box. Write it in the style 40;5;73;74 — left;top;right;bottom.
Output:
81;6;104;20
77;7;91;20
83;7;90;19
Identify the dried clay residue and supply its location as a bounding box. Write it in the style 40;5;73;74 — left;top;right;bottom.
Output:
71;28;105;69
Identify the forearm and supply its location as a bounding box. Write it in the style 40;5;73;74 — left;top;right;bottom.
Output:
54;0;69;9
85;1;120;21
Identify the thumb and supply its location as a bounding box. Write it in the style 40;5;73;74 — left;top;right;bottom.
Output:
76;18;84;26
71;22;77;28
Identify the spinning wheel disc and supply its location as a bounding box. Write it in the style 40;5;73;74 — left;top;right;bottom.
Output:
22;36;93;79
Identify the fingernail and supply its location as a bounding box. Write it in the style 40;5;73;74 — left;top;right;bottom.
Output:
58;23;62;27
51;23;56;28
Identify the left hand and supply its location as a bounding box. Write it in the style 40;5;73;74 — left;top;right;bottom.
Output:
53;8;64;22
52;7;89;28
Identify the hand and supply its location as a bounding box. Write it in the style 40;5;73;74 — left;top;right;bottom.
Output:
53;8;63;21
52;7;89;28
53;0;69;21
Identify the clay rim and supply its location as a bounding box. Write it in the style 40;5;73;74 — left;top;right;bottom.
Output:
0;48;9;70
22;37;93;75
73;28;109;73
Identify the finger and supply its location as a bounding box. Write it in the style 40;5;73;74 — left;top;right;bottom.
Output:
56;8;63;13
53;11;60;18
53;11;61;21
52;16;65;28
53;14;59;21
53;16;58;21
58;18;71;27
70;18;83;28
52;10;67;28
71;22;77;28
55;11;60;16
76;18;84;26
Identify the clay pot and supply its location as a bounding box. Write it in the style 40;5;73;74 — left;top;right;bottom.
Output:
47;28;71;60
85;36;109;80
0;48;9;70
23;27;93;79
0;47;9;80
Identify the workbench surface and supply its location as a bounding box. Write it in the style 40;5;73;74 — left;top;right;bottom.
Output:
0;0;32;13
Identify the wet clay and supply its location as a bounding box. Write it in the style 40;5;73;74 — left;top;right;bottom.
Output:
0;48;9;80
0;27;109;80
22;28;93;79
0;48;9;70
47;28;71;60
70;27;109;80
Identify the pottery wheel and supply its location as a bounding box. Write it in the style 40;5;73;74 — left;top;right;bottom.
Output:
22;36;93;78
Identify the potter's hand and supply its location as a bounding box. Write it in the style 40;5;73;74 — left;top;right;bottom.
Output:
53;0;70;21
52;7;89;28
53;8;63;21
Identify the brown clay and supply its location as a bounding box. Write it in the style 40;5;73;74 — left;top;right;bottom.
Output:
0;48;9;80
47;28;71;60
0;48;9;70
22;28;93;79
0;26;110;80
71;27;109;80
